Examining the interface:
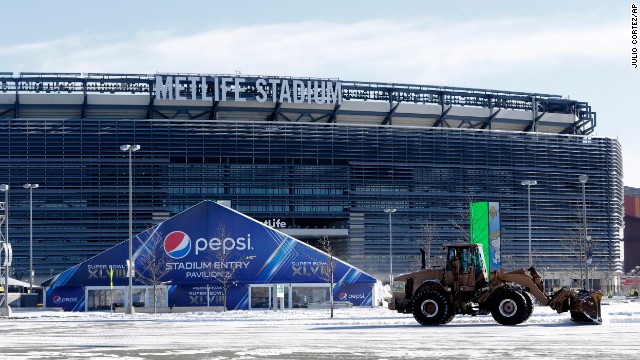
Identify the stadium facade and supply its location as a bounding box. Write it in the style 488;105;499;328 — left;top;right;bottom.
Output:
0;72;624;291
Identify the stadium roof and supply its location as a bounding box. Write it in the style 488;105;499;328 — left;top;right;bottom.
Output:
625;186;640;197
0;72;595;135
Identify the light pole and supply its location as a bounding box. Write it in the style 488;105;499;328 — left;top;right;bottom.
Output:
521;180;537;268
384;208;396;286
120;144;140;314
0;184;10;316
22;183;39;293
578;174;588;289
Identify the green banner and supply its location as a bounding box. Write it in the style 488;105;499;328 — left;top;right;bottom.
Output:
470;201;490;273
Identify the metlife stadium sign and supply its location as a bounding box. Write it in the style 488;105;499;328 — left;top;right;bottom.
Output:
43;201;374;311
155;75;343;105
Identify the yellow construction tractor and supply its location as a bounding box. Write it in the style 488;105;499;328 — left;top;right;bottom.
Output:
388;244;602;325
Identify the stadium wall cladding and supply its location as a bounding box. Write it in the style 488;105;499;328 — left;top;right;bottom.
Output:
0;72;623;286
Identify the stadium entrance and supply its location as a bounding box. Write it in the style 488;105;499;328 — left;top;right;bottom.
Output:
42;201;377;311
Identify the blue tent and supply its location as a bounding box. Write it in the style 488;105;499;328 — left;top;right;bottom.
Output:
43;201;375;311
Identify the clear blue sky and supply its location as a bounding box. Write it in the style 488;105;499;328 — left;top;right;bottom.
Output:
2;1;638;186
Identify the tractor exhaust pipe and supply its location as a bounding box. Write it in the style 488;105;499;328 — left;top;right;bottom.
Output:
420;247;426;269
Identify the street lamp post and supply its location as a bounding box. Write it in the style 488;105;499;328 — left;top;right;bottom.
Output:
384;208;396;286
521;180;537;268
578;174;588;289
22;183;39;293
120;144;140;314
0;184;10;316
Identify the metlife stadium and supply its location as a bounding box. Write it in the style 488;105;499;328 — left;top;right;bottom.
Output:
0;72;624;294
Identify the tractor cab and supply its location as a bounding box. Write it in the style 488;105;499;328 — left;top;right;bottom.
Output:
444;244;488;291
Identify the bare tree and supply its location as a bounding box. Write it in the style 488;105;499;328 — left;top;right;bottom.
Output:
206;224;241;311
315;236;337;318
412;222;438;269
501;249;545;271
137;230;172;313
560;207;590;287
449;193;479;243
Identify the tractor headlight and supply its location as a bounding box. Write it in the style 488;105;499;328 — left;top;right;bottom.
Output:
392;281;405;293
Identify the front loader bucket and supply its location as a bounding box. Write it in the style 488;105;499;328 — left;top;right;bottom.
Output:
569;290;603;324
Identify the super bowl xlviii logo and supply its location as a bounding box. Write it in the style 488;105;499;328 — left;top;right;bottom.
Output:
163;231;253;259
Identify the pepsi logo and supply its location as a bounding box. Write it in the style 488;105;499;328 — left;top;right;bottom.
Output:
51;295;78;305
164;231;192;259
337;292;367;301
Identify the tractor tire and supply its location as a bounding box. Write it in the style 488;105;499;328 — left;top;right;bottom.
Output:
412;289;452;326
522;291;534;321
443;307;456;324
490;288;529;325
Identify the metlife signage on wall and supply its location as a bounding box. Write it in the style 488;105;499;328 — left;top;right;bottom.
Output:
155;75;343;105
43;201;374;311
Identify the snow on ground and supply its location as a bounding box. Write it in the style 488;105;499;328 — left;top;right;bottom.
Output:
0;298;639;359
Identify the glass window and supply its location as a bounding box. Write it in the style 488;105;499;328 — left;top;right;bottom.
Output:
132;288;146;307
251;286;271;309
291;286;329;308
145;287;168;308
459;247;472;274
87;289;124;311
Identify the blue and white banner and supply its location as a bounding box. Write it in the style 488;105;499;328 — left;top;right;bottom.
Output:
43;201;375;310
488;202;501;271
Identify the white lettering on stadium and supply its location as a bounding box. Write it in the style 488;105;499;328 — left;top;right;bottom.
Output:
155;76;342;105
194;234;252;255
263;219;286;228
165;261;250;271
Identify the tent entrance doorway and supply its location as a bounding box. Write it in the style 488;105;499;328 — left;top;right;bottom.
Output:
248;284;331;309
249;285;274;309
85;286;168;311
248;284;291;309
86;287;125;311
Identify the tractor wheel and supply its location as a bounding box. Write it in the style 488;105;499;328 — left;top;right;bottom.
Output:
443;308;456;324
522;291;534;321
490;288;529;325
412;289;452;326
